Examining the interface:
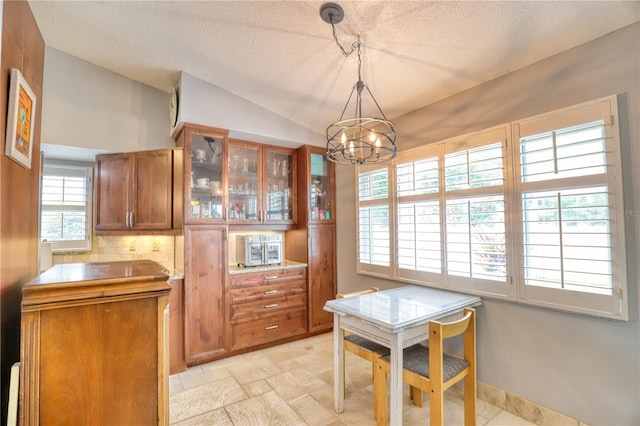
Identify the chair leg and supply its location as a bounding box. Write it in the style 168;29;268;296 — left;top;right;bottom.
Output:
429;386;444;426
373;359;388;426
371;361;378;419
410;385;423;407
463;374;477;426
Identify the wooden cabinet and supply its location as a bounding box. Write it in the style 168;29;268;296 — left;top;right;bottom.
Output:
95;148;181;233
228;139;296;228
20;260;170;425
287;145;337;333
307;224;336;332
228;267;307;351
183;225;229;365
175;124;229;224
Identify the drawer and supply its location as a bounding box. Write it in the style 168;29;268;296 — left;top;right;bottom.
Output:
229;268;306;289
228;279;306;304
230;308;307;351
230;293;306;320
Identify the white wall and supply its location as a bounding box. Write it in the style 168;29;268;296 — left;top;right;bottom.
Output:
177;72;324;148
335;23;639;425
40;47;174;154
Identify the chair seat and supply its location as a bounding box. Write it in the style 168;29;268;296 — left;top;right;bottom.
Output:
381;344;469;382
345;334;390;356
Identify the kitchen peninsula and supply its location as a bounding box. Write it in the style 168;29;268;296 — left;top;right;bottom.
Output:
20;260;171;425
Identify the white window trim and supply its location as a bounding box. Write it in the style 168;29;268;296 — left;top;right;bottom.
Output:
40;159;94;253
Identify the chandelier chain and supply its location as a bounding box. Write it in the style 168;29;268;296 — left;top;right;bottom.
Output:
329;14;360;59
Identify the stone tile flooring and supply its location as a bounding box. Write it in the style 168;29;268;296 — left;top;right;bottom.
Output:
169;332;536;425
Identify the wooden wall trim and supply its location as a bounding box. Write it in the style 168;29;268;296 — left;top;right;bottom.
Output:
0;0;45;421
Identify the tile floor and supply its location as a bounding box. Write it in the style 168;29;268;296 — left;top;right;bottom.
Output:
169;332;536;425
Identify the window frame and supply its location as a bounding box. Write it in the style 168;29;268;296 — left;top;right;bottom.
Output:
40;159;94;253
354;95;628;320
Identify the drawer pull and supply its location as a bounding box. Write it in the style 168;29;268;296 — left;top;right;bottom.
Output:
265;324;279;330
264;275;279;280
265;303;279;309
264;289;278;295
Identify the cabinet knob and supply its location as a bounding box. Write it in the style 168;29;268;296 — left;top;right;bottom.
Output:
264;289;278;295
265;303;279;309
264;324;279;330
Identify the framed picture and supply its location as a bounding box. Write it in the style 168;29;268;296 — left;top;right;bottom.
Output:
5;68;37;169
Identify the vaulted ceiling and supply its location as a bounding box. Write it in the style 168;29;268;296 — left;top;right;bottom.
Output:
29;1;640;136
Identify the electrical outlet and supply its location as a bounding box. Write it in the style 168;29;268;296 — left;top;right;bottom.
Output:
152;240;160;252
128;239;136;251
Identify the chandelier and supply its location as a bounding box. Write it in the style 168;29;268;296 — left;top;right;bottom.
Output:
320;2;397;166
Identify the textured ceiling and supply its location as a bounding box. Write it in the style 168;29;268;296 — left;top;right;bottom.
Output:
29;1;640;136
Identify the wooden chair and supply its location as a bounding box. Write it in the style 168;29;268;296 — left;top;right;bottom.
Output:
373;308;477;426
337;288;388;386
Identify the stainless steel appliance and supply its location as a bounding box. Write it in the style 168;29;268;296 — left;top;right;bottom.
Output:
236;234;283;267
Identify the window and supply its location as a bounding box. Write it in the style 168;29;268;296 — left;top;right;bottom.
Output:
357;164;393;277
355;95;627;320
513;96;626;320
40;161;93;252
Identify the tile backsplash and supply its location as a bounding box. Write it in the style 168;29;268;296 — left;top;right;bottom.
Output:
52;235;176;271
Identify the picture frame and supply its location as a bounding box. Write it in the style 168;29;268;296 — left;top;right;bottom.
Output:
5;68;37;169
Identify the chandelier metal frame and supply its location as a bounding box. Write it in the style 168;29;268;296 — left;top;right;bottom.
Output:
320;2;397;166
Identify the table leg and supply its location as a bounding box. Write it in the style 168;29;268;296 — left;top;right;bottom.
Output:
333;313;345;413
389;331;403;425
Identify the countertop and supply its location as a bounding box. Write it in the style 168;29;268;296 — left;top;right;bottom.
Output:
228;260;307;275
23;260;172;307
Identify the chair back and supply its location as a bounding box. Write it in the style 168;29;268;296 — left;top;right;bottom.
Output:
336;287;379;299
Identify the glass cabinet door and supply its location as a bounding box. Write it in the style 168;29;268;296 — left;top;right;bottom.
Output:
189;133;225;220
265;150;294;222
309;151;334;222
227;143;260;222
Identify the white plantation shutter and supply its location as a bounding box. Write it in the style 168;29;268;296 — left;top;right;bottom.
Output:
357;164;393;277
513;96;627;320
395;147;443;282
442;127;511;297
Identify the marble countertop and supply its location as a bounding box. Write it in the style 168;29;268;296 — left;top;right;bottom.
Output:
229;260;307;275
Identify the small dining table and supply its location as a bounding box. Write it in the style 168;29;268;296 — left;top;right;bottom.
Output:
324;285;482;425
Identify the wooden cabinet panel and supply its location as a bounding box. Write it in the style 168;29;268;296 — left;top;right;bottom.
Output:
308;224;336;332
95;149;175;232
229;293;306;320
230;309;307;351
184;225;228;365
229;267;305;289
169;278;186;375
39;298;158;425
132;149;173;229
228;279;306;304
94;153;130;230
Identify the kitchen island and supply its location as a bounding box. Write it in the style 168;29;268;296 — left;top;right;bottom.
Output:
20;260;171;425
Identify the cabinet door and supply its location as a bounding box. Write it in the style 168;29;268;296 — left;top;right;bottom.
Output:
264;148;296;224
308;224;336;332
95;153;131;230
228;141;261;223
184;225;228;364
132;149;173;229
184;126;228;223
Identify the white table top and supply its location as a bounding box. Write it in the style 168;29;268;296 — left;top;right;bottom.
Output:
324;285;481;333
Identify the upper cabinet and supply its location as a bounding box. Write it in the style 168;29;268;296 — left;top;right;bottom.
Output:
228;139;296;228
175;124;228;224
296;145;335;225
95;149;180;233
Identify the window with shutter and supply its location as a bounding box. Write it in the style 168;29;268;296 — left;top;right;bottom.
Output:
40;161;93;252
513;96;627;319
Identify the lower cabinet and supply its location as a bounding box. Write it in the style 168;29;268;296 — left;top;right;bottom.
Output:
184;225;229;365
308;224;337;333
20;261;170;425
228;267;308;351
